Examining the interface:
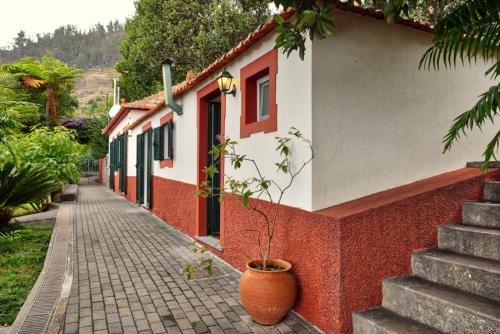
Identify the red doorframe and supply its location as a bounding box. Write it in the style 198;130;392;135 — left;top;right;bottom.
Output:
196;81;226;243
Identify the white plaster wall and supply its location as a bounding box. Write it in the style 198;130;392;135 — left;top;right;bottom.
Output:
108;109;146;177
129;92;198;184
126;35;314;210
223;37;313;211
311;10;497;210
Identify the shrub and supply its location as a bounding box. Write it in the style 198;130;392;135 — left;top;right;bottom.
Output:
7;126;84;184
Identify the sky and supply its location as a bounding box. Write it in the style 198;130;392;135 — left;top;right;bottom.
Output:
0;0;136;48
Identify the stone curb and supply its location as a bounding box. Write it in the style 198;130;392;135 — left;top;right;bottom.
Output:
8;205;74;334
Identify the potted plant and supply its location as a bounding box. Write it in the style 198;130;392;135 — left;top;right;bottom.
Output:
187;127;313;325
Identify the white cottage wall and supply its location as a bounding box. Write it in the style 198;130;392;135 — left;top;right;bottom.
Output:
311;10;497;210
128;35;314;210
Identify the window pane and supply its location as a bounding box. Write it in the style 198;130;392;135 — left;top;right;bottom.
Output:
258;80;269;120
163;125;169;159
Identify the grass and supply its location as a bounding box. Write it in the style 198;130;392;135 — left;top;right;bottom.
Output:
0;223;53;326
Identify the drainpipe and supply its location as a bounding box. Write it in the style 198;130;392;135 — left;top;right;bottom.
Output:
162;59;183;115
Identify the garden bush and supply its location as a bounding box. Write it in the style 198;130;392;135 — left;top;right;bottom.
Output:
6;126;84;184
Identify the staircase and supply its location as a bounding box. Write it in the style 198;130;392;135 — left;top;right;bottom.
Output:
353;181;500;334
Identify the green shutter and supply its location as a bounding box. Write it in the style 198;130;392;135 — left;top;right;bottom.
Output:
167;121;174;160
146;129;153;208
119;135;127;193
153;127;163;161
136;134;144;204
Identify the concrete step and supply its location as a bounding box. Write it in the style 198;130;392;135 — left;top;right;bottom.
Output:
412;249;500;302
382;276;500;334
484;181;500;203
61;184;78;202
438;224;500;262
462;202;500;228
353;307;443;334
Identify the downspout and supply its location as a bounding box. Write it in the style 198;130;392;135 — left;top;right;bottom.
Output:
162;59;183;115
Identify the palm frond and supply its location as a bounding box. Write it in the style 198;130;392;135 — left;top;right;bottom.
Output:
0;72;20;89
443;83;500;150
420;0;500;71
481;130;500;172
0;161;59;209
22;76;46;88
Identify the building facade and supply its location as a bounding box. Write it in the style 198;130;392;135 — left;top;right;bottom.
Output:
102;6;498;334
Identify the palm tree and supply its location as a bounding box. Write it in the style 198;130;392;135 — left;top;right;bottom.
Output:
8;54;81;125
0;161;59;229
418;0;500;171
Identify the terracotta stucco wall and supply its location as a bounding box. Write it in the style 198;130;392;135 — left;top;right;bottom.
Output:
122;168;498;333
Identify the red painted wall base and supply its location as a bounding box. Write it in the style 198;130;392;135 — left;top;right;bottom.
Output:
114;172;119;194
150;176;197;236
113;168;500;334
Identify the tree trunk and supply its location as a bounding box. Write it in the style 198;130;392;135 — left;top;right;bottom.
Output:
46;87;57;125
0;208;12;230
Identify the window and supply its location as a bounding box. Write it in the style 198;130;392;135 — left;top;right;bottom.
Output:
240;49;277;138
153;121;174;161
153;113;174;168
162;120;174;160
257;75;269;121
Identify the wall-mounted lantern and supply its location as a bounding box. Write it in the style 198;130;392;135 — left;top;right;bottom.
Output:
216;69;237;96
162;59;183;115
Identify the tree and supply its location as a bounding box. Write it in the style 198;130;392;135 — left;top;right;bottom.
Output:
271;0;454;60
0;70;38;162
0;23;125;69
7;54;81;125
116;0;270;101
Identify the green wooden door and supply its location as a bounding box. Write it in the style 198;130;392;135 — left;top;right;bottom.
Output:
109;139;116;190
136;134;144;204
145;129;153;208
207;102;221;236
119;134;127;193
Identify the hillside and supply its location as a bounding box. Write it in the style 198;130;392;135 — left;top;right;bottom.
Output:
75;67;118;107
0;22;124;69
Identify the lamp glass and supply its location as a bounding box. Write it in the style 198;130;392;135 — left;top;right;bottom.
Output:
216;69;234;94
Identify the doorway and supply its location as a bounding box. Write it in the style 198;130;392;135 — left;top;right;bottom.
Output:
136;129;152;207
197;82;225;238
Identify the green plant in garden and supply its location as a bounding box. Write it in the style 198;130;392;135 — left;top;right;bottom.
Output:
0;223;53;325
0;161;59;229
182;241;214;280
184;127;313;277
6;126;84;184
0;71;40;164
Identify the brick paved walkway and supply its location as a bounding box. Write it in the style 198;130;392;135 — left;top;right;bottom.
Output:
61;185;321;334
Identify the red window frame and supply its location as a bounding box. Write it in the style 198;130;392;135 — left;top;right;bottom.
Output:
159;112;174;168
240;49;278;138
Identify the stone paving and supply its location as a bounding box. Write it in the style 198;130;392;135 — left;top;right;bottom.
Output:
61;185;321;334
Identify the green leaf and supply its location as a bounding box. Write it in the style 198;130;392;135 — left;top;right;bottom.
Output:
242;190;253;208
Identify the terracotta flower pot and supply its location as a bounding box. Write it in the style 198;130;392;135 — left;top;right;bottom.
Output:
239;259;297;325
